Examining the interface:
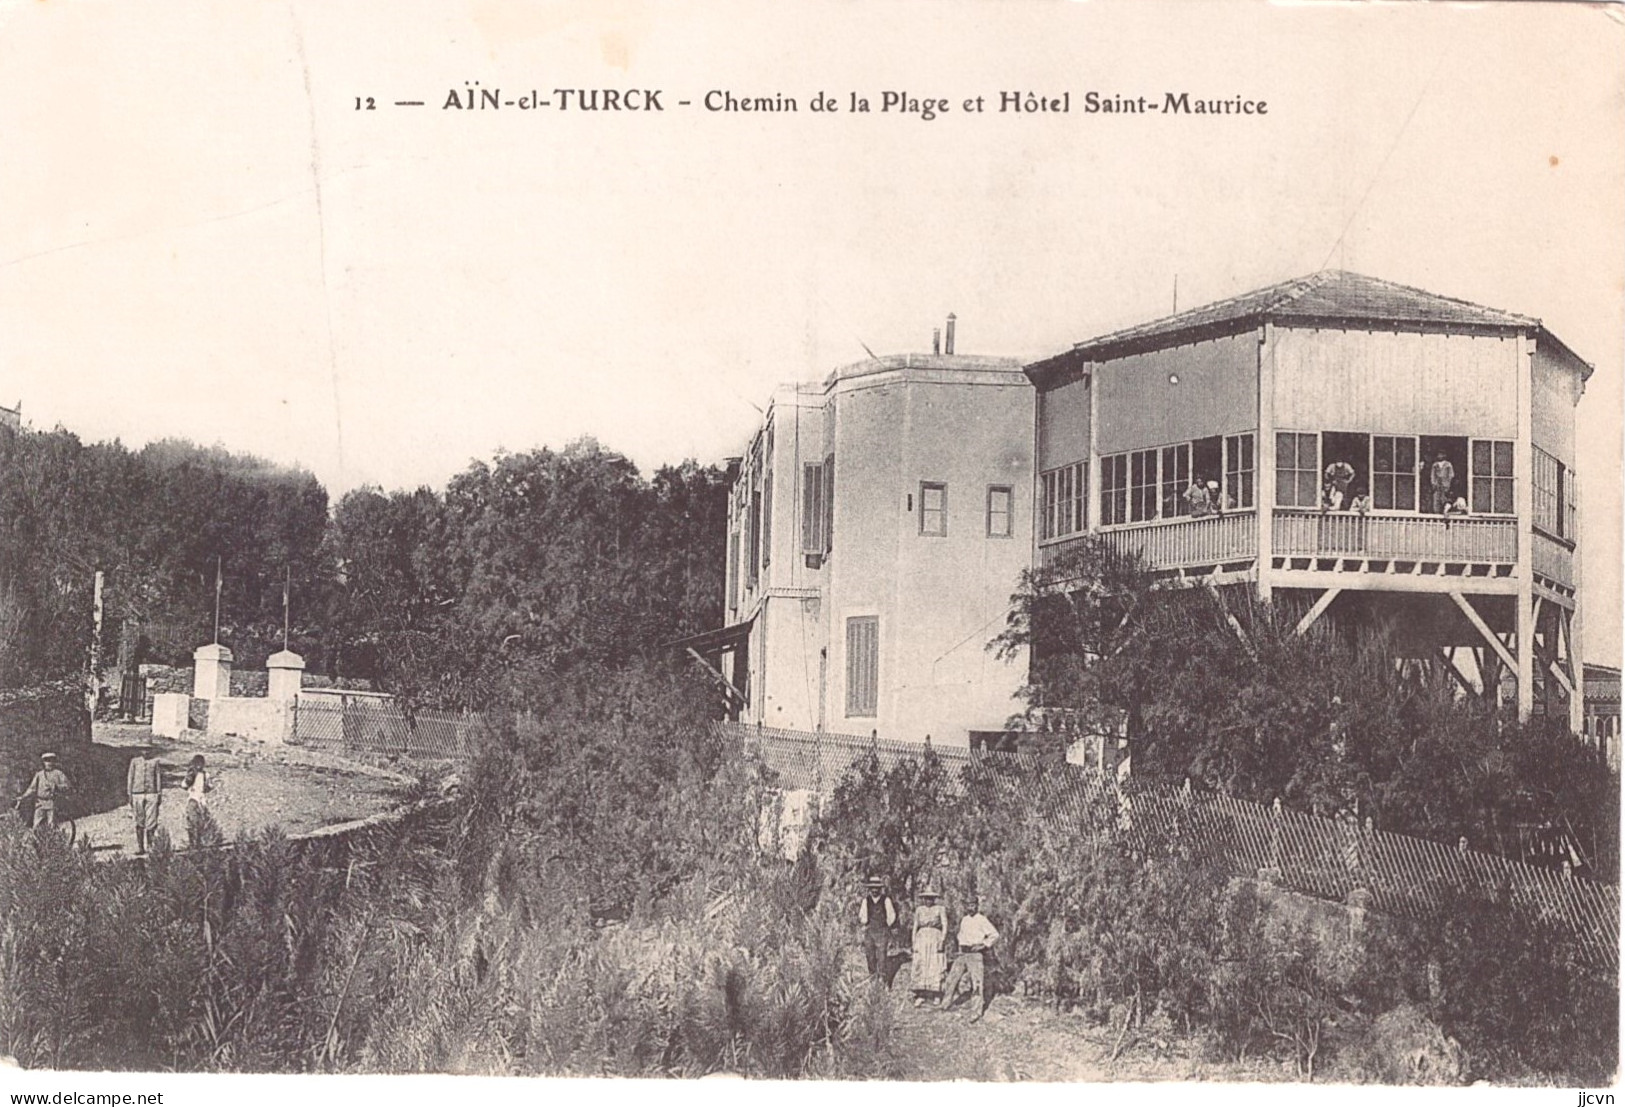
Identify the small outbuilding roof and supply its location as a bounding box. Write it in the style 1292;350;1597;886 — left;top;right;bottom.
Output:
1028;270;1592;385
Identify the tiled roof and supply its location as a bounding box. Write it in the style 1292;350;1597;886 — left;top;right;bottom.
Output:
1032;271;1591;380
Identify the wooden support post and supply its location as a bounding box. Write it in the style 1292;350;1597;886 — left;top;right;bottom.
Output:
1439;648;1480;697
1256;324;1275;605
1449;591;1517;674
1293;587;1342;636
1514;334;1535;723
1559;607;1583;734
1547;659;1575;700
687;647;747;708
1516;584;1535;723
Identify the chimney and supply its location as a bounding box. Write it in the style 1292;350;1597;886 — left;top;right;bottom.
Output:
944;313;956;355
932;327;941;355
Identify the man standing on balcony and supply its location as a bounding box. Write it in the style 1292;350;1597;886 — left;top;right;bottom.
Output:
1184;478;1212;517
1430;453;1456;515
1324;460;1356;511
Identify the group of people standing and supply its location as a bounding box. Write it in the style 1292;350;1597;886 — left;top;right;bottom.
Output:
858;876;1001;1022
16;747;210;854
1319;454;1468;515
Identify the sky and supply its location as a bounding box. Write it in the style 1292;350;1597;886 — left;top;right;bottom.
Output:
0;0;1620;665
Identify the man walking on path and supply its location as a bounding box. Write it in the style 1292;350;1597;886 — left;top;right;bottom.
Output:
858;875;898;982
127;747;164;855
19;751;70;828
940;895;1000;1021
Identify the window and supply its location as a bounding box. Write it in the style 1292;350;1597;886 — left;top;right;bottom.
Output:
1565;466;1577;539
802;462;826;553
987;485;1014;538
1371;435;1417;511
1040;462;1086;540
1160;443;1191;518
1276;432;1320;508
920;482;947;536
845;616;879;717
1129;449;1158;522
747;490;761;586
1470;439;1514;515
1224;433;1255;509
1533;448;1560;536
726;532;739;611
761;472;773;568
824;454;835;552
1100;453;1129;526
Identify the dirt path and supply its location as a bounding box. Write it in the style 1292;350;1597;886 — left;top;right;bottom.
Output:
67;722;419;857
873;958;1289;1082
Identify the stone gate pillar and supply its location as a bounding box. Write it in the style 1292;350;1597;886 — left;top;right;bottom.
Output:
266;649;306;702
193;642;233;700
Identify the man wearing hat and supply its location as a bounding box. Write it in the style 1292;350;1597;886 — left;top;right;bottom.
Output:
857;875;898;982
19;751;71;828
127;746;164;855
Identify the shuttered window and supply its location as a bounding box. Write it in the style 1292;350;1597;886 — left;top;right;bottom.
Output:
845;616;879;718
802;462;826;553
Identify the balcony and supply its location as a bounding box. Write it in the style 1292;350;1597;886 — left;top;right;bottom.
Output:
1272;510;1516;564
1532;529;1575;591
1096;511;1258;571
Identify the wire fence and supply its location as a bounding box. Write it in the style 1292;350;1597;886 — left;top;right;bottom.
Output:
719;721;1620;969
289;698;475;759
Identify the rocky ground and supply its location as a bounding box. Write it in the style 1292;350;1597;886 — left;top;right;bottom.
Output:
65;721;420;857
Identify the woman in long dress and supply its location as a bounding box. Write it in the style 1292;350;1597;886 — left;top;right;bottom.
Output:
911;886;948;1006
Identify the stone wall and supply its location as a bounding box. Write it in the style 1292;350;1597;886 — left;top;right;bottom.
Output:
207;696;291;744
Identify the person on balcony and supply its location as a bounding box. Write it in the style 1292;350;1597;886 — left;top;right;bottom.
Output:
1429;454;1456;514
1184;479;1213;517
1323;461;1356;511
1209;480;1227;514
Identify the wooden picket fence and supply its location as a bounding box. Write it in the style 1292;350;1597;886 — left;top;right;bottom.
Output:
718;721;1620;969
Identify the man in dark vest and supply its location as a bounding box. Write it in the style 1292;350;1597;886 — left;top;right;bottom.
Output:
857;874;897;982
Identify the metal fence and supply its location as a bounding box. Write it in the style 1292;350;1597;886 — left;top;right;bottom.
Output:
720;721;1620;969
290;697;475;759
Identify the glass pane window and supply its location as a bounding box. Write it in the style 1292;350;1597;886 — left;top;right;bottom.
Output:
920;482;948;536
1471;440;1514;515
1129;449;1158;522
987;485;1013;538
1101;453;1129;526
1040;462;1086;539
1275;432;1320;508
1372;435;1417;511
1224;433;1254;510
1160;443;1191;518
